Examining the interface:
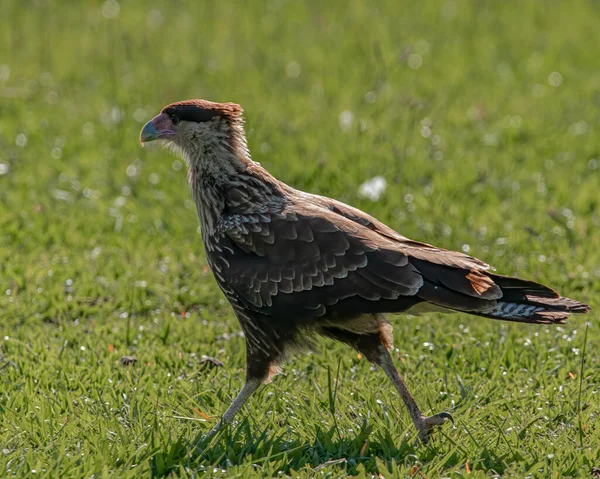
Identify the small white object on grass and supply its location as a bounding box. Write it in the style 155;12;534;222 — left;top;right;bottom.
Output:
358;176;387;201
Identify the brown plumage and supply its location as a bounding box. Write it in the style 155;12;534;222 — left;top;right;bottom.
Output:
140;99;590;443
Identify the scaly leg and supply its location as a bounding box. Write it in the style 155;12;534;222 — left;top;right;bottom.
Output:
378;347;453;443
207;334;278;437
322;326;453;443
208;376;263;436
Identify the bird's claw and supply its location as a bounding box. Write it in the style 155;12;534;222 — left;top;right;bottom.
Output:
427;411;454;425
416;411;454;443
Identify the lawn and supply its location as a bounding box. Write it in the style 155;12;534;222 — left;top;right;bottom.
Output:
0;0;599;477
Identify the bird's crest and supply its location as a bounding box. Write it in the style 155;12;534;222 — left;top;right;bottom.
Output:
162;99;243;126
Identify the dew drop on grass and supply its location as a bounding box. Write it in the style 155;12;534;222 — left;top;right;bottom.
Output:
482;133;498;146
126;164;138;178
441;1;457;19
0;64;10;81
147;9;164;28
496;62;513;81
415;39;430;54
101;0;120;19
364;91;376;103
339;110;354;132
511;115;522;128
569;121;588;136
286;61;301;78
408;53;423;69
133;108;148;122
82;122;94;138
46;91;59;104
15;133;27;147
51;148;62;159
52;189;72;202
532;84;545;97
548;71;563;87
260;142;271;153
587;159;598;170
110;107;123;124
172;160;183;171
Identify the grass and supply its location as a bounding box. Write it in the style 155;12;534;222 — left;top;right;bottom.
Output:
0;0;599;477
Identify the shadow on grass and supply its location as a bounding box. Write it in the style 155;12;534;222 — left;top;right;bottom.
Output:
149;421;510;477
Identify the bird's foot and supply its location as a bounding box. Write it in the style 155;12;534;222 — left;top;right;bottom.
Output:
415;411;454;444
207;421;223;437
193;421;223;454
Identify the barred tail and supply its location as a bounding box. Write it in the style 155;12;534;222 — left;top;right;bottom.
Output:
478;275;590;324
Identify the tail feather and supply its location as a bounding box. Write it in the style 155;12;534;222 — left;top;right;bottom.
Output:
478;275;590;324
410;263;590;324
489;274;558;298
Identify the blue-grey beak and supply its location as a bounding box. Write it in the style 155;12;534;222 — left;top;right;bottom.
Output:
140;120;160;145
140;113;176;145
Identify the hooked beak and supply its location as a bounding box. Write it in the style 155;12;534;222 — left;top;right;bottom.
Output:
140;113;176;146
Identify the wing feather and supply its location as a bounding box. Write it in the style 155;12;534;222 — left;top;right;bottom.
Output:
212;194;514;320
214;204;420;316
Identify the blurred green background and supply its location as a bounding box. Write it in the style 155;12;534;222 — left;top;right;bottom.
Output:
0;1;598;477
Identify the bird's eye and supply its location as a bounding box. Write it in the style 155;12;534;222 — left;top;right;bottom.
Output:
170;114;180;125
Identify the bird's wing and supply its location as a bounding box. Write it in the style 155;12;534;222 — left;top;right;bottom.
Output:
306;192;492;271
214;202;422;313
213;200;502;318
305;194;573;311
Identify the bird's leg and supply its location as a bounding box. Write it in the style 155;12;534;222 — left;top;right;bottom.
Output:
208;376;263;436
207;337;278;437
322;327;452;444
377;347;453;444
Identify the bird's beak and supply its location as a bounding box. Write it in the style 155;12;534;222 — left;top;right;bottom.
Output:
140;121;159;145
140;113;175;146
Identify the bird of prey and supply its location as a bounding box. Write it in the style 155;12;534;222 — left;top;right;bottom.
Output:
140;99;590;442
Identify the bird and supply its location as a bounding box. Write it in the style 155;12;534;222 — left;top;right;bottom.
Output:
139;99;590;443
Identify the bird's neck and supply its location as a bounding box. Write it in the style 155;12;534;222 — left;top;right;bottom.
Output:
185;135;284;235
186;149;244;235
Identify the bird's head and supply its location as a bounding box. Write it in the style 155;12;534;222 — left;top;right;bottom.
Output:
140;99;248;166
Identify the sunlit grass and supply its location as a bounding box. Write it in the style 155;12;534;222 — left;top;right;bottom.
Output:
0;0;598;477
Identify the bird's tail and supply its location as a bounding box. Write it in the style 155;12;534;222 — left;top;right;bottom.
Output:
476;274;590;324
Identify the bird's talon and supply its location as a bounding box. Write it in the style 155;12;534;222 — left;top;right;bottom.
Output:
433;411;454;425
416;411;454;443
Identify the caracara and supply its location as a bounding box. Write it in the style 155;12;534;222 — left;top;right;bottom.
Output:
140;99;589;442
